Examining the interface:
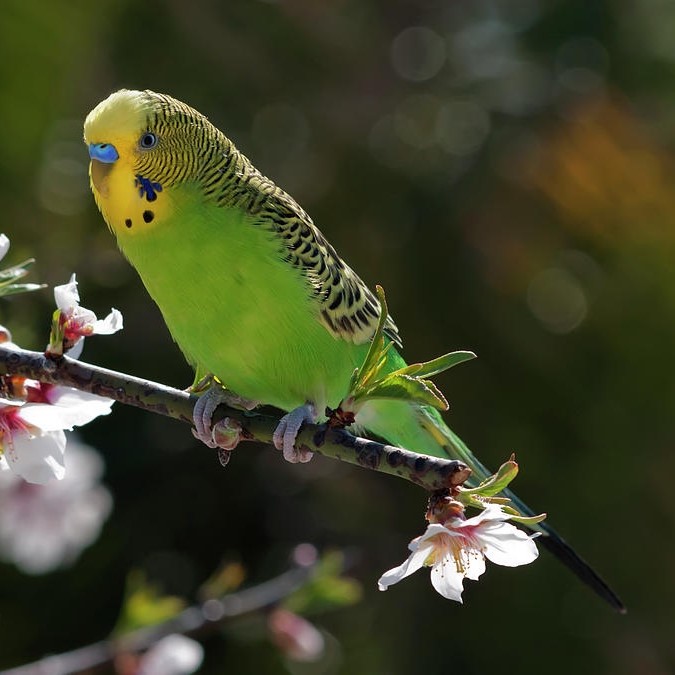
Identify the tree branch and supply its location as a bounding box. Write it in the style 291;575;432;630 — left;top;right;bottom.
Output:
0;555;317;675
0;345;470;490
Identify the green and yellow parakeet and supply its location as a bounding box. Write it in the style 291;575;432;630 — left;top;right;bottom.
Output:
84;89;623;611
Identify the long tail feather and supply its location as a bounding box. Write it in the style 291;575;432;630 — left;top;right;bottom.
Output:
418;408;626;613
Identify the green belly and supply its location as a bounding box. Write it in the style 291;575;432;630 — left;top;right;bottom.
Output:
117;199;365;412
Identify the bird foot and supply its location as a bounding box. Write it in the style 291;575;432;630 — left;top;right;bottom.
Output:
192;384;257;456
273;402;316;463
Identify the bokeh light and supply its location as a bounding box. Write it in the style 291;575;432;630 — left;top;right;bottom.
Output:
390;26;446;82
527;266;588;334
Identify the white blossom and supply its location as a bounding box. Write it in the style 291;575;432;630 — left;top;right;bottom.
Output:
0;436;112;574
53;273;122;358
0;234;10;262
378;504;539;602
0;381;114;484
137;634;204;675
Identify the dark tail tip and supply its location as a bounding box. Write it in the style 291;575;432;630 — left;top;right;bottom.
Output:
537;524;626;613
502;487;625;613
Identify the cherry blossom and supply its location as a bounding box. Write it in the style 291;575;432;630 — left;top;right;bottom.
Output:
0;436;112;574
137;634;204;675
268;608;325;662
51;273;122;358
0;380;114;484
0;234;9;261
378;504;539;602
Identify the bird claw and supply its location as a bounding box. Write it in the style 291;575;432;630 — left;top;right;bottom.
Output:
193;386;222;449
273;403;316;463
192;384;256;454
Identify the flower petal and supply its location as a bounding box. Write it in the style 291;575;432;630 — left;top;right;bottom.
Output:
139;634;204;675
0;397;24;408
0;436;113;573
65;338;85;360
268;608;325;662
54;273;79;311
455;503;511;529
479;520;539;567
6;430;66;483
378;540;435;591
429;555;466;602
414;522;454;546
68;305;98;329
93;308;123;335
19;388;113;431
459;546;486;580
0;234;9;262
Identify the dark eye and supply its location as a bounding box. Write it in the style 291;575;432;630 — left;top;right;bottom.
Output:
140;132;157;149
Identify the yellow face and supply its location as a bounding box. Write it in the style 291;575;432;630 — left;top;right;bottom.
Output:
84;89;172;238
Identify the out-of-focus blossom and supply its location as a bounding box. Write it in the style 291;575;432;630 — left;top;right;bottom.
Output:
0;379;114;484
0;324;12;343
137;634;204;675
0;436;112;574
0;234;9;261
50;273;123;358
0;235;45;298
378;504;538;602
268;608;325;662
390;26;446;82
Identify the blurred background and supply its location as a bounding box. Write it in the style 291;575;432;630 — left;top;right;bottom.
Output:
0;0;673;672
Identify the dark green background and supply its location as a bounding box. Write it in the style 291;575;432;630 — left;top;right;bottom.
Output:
1;1;672;673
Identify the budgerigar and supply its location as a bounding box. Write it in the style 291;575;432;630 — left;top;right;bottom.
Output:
84;89;623;611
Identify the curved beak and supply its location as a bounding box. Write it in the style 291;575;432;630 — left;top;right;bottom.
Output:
88;143;118;195
88;142;119;163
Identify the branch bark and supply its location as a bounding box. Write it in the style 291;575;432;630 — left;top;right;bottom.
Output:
0;345;470;491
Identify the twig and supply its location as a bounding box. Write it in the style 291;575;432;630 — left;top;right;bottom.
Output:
0;345;470;491
0;559;316;675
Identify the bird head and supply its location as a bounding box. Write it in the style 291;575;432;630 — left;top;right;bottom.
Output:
83;89;216;237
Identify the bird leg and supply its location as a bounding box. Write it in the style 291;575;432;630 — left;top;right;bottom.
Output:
192;382;258;458
272;402;316;464
189;370;215;394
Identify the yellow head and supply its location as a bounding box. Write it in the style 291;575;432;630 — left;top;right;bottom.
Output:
84;89;220;237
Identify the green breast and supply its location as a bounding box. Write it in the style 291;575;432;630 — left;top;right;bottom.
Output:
117;189;366;412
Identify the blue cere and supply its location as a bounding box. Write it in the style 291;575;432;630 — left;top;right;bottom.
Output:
88;143;119;163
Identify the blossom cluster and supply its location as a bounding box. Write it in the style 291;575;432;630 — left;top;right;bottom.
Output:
0;271;122;484
0;238;123;575
0;370;113;484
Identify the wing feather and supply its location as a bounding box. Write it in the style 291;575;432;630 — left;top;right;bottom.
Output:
223;166;401;347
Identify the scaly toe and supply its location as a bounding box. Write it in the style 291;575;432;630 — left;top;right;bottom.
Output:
192;385;254;451
193;387;224;448
273;403;316;463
